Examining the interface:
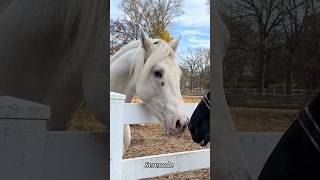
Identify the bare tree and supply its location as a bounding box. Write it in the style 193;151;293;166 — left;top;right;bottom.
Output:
119;0;184;39
110;19;133;55
222;0;320;93
230;0;305;92
179;65;189;92
198;49;210;90
280;0;310;94
110;0;184;54
180;48;209;91
223;13;256;88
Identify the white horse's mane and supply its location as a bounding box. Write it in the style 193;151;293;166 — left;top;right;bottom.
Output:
111;38;177;92
110;38;163;65
128;41;176;91
110;40;141;64
129;41;176;90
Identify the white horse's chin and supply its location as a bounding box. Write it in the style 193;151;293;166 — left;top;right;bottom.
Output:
152;111;172;134
163;118;174;135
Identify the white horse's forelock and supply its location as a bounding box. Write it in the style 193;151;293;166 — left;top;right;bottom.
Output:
127;42;176;92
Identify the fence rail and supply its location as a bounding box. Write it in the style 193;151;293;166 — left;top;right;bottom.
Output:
109;92;288;179
110;92;209;179
225;88;310;96
0;96;106;180
122;149;210;179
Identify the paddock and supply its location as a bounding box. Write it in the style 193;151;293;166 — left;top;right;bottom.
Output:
0;94;284;180
110;92;282;179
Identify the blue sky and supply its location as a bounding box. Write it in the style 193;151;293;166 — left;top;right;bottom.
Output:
110;0;210;61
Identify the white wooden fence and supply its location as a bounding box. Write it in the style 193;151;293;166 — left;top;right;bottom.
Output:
110;92;210;179
0;96;106;180
225;88;308;96
0;95;283;180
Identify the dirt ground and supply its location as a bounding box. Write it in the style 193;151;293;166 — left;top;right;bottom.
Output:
231;107;298;132
70;96;299;179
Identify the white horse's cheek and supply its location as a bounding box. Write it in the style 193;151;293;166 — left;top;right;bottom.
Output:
137;81;158;102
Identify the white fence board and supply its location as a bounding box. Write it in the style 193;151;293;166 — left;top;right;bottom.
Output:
123;103;198;124
110;92;125;180
122;149;210;179
44;132;106;180
110;92;209;180
238;132;282;179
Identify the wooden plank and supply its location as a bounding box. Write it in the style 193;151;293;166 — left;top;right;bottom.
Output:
0;119;47;180
122;149;210;179
0;96;48;180
44;132;106;180
0;96;50;120
110;93;125;180
122;103;198;124
237;132;282;180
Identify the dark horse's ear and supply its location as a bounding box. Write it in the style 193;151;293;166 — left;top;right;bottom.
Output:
140;31;153;54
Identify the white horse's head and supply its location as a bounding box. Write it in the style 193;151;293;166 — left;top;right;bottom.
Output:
130;31;188;136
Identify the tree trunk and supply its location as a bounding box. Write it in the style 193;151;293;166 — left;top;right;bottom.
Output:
286;56;293;95
191;77;194;92
265;52;272;89
257;46;266;93
190;70;194;91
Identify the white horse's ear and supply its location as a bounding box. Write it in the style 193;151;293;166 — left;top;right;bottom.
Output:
140;31;152;52
170;36;180;52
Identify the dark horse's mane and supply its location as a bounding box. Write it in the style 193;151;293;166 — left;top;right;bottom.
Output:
258;92;320;180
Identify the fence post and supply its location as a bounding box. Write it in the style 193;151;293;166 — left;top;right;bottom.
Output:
110;92;126;180
0;96;50;180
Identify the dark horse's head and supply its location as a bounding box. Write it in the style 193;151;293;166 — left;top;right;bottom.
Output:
188;92;210;146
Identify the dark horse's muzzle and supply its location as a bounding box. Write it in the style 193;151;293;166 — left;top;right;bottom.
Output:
189;122;210;146
188;92;210;146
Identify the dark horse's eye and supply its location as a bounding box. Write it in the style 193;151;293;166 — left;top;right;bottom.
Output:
154;71;162;78
154;41;159;44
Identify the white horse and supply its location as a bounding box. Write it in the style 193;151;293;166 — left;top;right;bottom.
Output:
110;31;189;153
212;1;252;179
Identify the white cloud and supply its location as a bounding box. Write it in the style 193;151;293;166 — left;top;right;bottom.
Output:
188;37;210;48
180;29;207;36
173;0;210;27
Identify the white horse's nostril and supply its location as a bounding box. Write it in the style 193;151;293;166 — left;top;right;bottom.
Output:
175;117;188;132
176;119;181;129
182;124;187;130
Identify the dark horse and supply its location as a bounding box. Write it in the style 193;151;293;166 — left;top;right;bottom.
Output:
188;92;210;146
258;92;320;180
189;91;320;179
